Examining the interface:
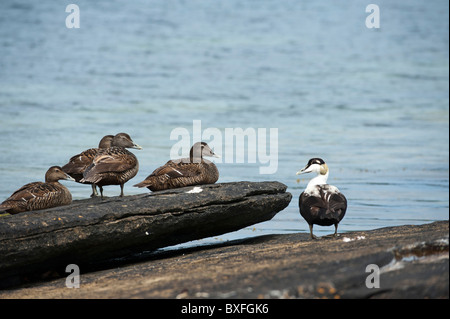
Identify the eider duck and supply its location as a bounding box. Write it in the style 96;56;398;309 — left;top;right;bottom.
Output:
81;133;142;199
62;135;114;197
0;166;75;215
296;158;347;239
134;142;219;191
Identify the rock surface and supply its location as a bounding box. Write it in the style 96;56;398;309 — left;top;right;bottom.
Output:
0;181;292;287
0;221;447;299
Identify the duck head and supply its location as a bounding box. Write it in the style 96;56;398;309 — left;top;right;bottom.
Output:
98;135;115;148
45;166;76;183
296;158;328;176
190;142;220;163
112;133;143;150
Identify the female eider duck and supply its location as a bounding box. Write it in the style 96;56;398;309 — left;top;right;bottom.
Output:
81;133;142;199
62;135;114;197
296;158;347;239
134;142;219;191
0;166;75;215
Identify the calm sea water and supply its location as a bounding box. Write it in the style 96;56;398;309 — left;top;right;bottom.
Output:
0;1;448;246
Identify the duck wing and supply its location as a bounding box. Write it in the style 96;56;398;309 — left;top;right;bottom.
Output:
299;191;325;220
134;159;202;189
6;182;43;199
299;185;347;225
1;182;42;211
328;191;347;220
62;148;99;175
82;147;137;183
153;160;202;178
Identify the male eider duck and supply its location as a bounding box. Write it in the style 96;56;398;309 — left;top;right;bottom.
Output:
296;158;347;239
134;142;219;191
81;133;142;199
62;135;114;197
0;166;75;215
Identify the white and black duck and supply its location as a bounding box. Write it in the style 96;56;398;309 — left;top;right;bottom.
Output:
296;158;347;239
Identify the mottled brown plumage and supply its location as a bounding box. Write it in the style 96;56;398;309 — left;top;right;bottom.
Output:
0;166;75;215
81;133;142;198
134;142;219;192
62;135;114;197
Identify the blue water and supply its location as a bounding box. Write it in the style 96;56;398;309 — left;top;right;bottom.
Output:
0;0;448;245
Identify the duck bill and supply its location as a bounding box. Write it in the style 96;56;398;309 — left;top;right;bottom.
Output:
211;153;220;158
296;165;310;175
132;143;143;150
64;173;76;181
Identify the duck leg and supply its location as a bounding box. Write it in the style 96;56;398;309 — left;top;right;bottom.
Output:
99;185;104;200
309;224;318;240
333;224;339;237
90;184;98;197
120;184;124;197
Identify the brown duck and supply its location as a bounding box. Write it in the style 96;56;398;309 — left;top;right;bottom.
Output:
62;135;114;197
81;133;142;198
134;142;219;192
0;166;75;215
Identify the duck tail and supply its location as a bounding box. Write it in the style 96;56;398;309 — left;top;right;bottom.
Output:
133;179;153;188
0;203;11;213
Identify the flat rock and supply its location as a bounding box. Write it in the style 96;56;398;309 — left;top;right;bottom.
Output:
0;181;292;287
0;221;447;299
